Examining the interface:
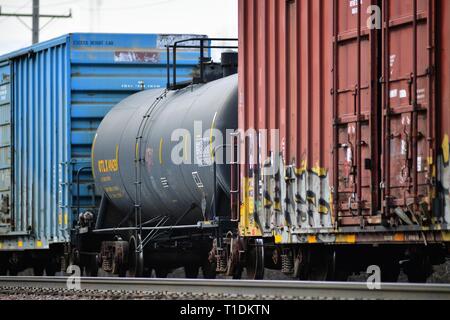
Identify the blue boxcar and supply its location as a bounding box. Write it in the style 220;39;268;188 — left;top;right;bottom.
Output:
0;33;207;251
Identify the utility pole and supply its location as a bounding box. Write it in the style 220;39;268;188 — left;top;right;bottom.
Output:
32;0;39;44
0;0;72;44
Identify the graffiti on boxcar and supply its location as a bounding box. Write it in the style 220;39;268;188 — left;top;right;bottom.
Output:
241;155;333;242
293;161;332;230
439;134;450;224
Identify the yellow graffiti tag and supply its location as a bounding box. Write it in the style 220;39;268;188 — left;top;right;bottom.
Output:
91;134;98;179
159;138;164;165
312;162;328;178
210;112;218;161
295;160;308;176
443;134;449;164
239;178;262;237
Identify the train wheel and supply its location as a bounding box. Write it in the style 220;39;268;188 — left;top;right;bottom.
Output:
307;258;330;281
45;260;57;277
328;250;350;282
142;268;152;278
245;239;264;280
33;265;45;276
84;255;99;277
8;268;19;276
294;247;333;281
308;248;335;281
0;264;7;276
293;248;309;280
154;268;169;278
128;235;144;278
184;265;200;279
380;261;400;283
112;259;127;278
0;255;7;275
8;254;20;276
201;262;217;279
404;256;433;283
228;237;244;279
31;255;45;276
232;264;244;280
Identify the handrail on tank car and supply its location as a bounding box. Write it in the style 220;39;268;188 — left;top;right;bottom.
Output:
76;166;93;218
92;222;218;234
166;38;238;90
212;144;232;220
230;131;240;222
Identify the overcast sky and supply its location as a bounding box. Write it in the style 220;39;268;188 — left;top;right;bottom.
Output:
0;0;238;55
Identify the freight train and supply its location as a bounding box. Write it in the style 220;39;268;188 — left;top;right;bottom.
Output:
1;0;450;283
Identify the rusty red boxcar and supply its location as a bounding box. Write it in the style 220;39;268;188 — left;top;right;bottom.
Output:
236;0;449;280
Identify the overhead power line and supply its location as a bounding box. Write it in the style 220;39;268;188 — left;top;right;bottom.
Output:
0;0;72;44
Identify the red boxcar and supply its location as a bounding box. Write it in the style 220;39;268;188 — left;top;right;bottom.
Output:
237;0;450;245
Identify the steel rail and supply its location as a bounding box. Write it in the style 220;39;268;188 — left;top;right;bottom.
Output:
0;277;449;300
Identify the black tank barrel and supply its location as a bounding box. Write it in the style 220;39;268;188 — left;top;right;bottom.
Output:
92;75;238;226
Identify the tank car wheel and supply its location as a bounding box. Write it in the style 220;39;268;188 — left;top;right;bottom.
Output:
184;265;200;279
84;254;99;277
112;258;127;278
142;268;152;278
8;254;20;276
8;269;19;276
70;249;81;266
201;259;217;279
128;235;144;278
0;255;7;276
245;239;264;280
232;264;244;280
33;265;45;276
154;268;170;278
45;259;58;277
0;261;7;276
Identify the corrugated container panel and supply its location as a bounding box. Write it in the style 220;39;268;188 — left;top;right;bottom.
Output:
67;34;206;212
0;33;206;250
0;62;11;234
12;43;70;242
382;0;431;216
437;0;449;223
381;0;449;224
238;0;450;243
238;0;335;237
440;0;450;139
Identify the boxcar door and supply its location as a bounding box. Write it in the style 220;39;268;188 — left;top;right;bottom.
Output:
381;0;437;225
332;0;381;226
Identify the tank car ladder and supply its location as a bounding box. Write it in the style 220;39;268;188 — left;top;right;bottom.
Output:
133;90;169;253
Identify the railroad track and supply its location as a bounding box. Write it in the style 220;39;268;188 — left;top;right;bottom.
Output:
0;277;450;300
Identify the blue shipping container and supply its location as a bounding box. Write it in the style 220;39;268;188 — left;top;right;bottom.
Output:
0;33;207;251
